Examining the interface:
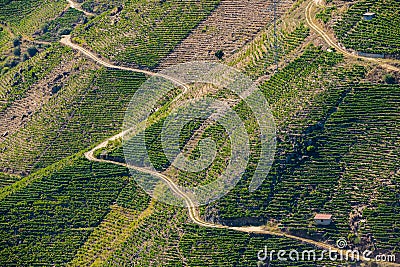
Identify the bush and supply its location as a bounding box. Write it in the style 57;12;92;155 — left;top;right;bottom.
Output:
5;57;19;68
13;46;21;56
27;46;38;57
57;27;72;36
383;74;396;84
306;145;316;153
22;53;29;61
215;50;224;60
51;85;62;94
12;37;21;47
41;23;49;33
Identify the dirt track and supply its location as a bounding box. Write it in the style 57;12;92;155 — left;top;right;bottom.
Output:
66;0;94;16
59;1;400;265
305;0;400;72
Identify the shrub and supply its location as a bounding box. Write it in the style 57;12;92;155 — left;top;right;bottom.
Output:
22;53;29;61
13;46;21;56
383;73;396;84
215;50;224;60
58;27;72;36
306;145;316;153
51;85;62;94
5;57;19;68
41;23;49;33
12;37;21;47
27;46;38;57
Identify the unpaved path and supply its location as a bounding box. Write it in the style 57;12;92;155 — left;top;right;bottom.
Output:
61;34;343;250
60;2;400;262
306;0;400;72
66;0;94;16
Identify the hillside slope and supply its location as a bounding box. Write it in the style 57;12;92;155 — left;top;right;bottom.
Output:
0;0;399;266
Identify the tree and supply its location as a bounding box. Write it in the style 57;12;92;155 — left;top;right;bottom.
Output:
306;145;316;153
13;46;21;57
27;46;38;57
12;37;21;47
215;49;224;60
5;57;19;68
58;27;72;36
41;23;49;33
383;74;396;84
22;53;29;62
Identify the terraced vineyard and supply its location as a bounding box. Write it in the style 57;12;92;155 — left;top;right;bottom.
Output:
334;0;400;56
240;24;310;78
0;0;399;266
0;25;11;53
0;44;74;113
37;8;87;42
73;0;221;68
100;199;343;266
0;155;130;265
80;0;125;14
0;67;146;175
156;0;292;69
266;82;400;249
0;0;67;36
0;172;19;189
95;43;398;256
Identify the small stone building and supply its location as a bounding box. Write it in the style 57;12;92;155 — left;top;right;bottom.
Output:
363;12;376;21
314;213;332;225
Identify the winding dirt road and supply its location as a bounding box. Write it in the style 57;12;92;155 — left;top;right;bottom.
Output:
60;34;343;250
60;1;400;264
66;0;95;17
305;0;400;72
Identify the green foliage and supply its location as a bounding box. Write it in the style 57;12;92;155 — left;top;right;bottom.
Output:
0;44;71;112
316;6;336;24
334;0;400;55
21;53;29;62
306;145;315;152
0;26;11;49
215;49;224;60
0;0;398;264
0;0;66;35
81;0;123;14
238;24;310;79
0;155;130;265
383;73;396;84
0;67;146;174
116;180;151;211
12;46;20;56
38;8;86;42
103;201;339;266
12;37;21;47
58;27;72;35
73;0;220;68
207;47;367;225
0;173;19;189
26;46;38;57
